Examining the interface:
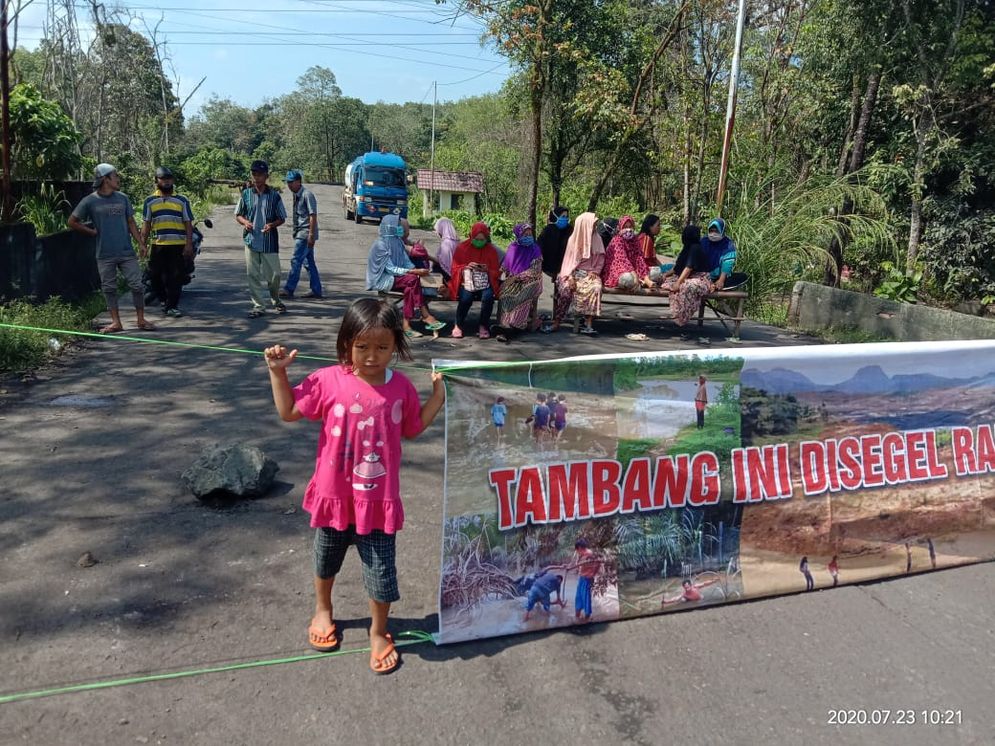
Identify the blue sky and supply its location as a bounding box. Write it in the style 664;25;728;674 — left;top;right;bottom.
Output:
14;0;512;116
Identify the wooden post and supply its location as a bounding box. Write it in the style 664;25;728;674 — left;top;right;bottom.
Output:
715;0;747;216
0;0;14;222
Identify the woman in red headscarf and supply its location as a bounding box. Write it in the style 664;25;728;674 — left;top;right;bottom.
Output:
448;221;502;339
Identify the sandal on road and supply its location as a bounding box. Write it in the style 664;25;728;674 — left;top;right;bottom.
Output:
248;308;265;319
370;633;399;675
308;621;339;652
98;324;123;334
136;321;157;331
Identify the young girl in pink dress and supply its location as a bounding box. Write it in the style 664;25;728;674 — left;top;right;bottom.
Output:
264;298;445;674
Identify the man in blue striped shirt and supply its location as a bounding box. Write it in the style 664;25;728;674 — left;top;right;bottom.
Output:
141;167;193;317
235;160;287;318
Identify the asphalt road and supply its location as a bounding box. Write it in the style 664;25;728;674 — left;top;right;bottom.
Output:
0;184;991;745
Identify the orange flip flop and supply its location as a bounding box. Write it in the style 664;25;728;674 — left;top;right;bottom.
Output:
308;621;339;652
370;633;399;675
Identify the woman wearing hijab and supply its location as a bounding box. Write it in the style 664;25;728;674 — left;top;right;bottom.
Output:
602;215;663;290
433;217;459;279
638;214;663;267
551;211;605;335
366;213;446;337
668;218;737;326
701;217;737;288
539;207;572;277
448;221;502;339
660;224;701;283
494;223;544;343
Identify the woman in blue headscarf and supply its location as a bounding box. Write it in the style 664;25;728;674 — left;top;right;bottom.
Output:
668;217;737;327
366;213;446;337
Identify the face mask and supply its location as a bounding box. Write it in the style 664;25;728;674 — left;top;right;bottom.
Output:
708;232;722;242
556;216;569;229
395;225;405;238
621;228;635;240
472;238;487;249
159;183;174;194
518;235;534;247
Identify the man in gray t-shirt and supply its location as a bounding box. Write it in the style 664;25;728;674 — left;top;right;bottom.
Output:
280;169;323;299
69;163;155;333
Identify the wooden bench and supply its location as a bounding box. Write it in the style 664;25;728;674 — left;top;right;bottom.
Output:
582;275;749;338
380;275;750;338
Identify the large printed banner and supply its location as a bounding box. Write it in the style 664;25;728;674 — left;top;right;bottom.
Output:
436;341;995;643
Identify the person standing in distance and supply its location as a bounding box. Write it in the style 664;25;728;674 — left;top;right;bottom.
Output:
280;169;322;299
236;160;287;318
68;163;155;333
141;166;193;317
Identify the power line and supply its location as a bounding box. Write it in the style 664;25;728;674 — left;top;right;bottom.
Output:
438;61;507;86
303;0;483;32
132;6;497;65
15;26;483;41
71;4;465;12
122;40;488;47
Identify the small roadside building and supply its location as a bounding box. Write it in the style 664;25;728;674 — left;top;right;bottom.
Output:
416;169;484;215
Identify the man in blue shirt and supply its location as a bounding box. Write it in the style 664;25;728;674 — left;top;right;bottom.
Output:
235;160;287;318
280;169;323;299
68;163;156;333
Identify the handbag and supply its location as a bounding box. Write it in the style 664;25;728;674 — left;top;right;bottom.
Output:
420;273;444;290
462;267;491;292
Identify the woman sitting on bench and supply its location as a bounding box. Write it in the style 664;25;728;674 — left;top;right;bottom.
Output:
667;218;737;327
551;212;605;335
366;213;446;338
602;214;664;290
494;222;544;343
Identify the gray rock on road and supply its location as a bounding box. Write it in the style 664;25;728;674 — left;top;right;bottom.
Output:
181;443;279;499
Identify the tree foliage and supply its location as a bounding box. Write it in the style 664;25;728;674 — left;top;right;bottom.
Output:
7;84;83;180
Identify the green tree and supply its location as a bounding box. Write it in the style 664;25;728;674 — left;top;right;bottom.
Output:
7;84;83;180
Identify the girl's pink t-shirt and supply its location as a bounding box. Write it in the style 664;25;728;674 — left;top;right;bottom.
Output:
293;365;424;534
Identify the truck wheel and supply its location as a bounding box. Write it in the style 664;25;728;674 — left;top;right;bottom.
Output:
354;209;363;224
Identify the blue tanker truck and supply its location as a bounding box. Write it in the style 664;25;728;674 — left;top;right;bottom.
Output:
342;151;409;223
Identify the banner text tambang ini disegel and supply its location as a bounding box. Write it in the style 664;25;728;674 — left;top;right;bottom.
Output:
435;343;995;644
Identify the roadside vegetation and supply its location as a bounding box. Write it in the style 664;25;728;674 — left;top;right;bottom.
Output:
3;0;993;340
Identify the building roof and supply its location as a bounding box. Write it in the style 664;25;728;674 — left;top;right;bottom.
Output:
416;169;484;194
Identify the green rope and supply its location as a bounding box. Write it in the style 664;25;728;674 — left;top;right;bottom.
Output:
0;630;436;705
0;322;453;372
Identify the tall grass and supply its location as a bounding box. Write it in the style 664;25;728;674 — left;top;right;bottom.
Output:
16;184;70;237
725;169;897;311
0;294;105;373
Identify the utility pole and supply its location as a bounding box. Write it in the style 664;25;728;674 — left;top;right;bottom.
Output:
0;0;13;222
429;80;436;216
715;0;747;216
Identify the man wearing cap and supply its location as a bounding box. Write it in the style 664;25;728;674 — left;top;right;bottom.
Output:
141;167;194;317
68;164;155;333
235;160;287;318
280;169;322;299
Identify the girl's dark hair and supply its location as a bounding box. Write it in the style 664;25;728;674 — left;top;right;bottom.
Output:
682;224;701;249
336;298;412;365
640;214;660;235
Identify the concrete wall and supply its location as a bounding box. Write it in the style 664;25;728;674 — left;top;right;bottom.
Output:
788;281;995;341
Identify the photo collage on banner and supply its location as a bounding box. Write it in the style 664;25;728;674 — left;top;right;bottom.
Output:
436;342;995;644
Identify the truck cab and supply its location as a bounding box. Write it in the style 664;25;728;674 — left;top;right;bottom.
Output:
342;152;409;223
